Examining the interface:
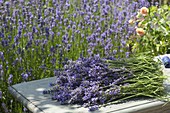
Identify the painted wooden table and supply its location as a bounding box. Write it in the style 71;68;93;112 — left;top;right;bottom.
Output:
8;55;170;113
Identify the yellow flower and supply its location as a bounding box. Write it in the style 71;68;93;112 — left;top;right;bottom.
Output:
140;7;149;16
128;19;135;24
138;22;142;27
138;20;144;27
136;28;145;36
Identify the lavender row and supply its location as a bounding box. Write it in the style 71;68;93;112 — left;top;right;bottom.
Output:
0;0;150;112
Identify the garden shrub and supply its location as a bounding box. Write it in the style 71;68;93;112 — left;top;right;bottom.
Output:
128;5;170;55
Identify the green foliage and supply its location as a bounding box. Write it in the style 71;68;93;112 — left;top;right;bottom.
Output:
129;5;170;55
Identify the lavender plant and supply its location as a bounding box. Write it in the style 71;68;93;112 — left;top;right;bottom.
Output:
0;0;151;112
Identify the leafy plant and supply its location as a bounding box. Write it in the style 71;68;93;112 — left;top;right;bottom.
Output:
128;5;170;55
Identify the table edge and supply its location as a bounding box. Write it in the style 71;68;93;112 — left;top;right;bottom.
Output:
8;86;45;113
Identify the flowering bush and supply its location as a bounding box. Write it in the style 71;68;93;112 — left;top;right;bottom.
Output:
128;5;170;55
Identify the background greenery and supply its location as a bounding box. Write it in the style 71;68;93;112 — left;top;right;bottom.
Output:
129;4;170;55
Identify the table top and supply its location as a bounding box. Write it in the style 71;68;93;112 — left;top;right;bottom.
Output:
8;76;170;113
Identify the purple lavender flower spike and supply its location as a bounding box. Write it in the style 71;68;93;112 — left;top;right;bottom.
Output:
89;105;99;111
1;103;9;113
0;0;3;4
0;90;2;99
0;64;2;70
21;73;29;81
125;52;130;58
8;74;13;84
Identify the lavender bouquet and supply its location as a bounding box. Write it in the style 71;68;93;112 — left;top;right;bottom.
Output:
43;54;166;111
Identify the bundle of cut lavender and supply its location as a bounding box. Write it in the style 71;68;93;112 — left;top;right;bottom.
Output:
43;55;167;111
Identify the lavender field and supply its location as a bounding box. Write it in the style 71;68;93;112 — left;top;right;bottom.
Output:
0;0;169;113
